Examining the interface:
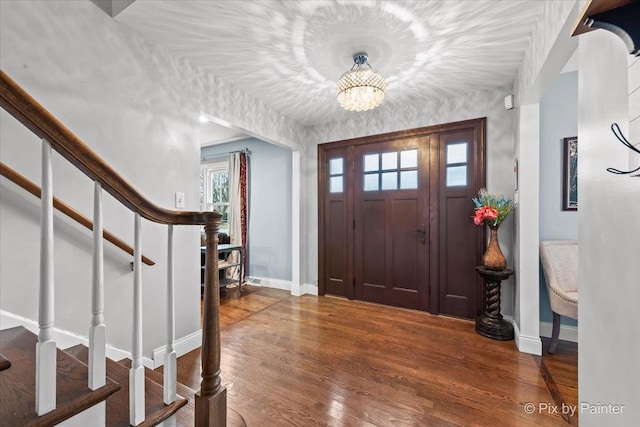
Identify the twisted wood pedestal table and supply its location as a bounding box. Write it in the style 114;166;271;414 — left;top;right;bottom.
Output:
475;266;514;340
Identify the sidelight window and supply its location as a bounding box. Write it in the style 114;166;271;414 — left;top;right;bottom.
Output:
329;157;344;193
363;148;418;191
446;142;468;186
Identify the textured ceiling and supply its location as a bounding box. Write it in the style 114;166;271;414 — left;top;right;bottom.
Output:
198;119;248;147
118;0;544;127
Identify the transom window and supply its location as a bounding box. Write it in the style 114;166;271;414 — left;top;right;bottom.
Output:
446;142;468;187
363;148;418;191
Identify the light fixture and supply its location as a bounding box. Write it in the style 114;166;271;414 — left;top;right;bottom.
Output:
336;53;386;112
198;114;209;123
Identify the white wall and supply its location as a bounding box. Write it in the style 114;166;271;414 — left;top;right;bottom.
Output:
509;0;581;355
0;0;204;358
578;30;640;426
513;103;542;355
304;87;517;315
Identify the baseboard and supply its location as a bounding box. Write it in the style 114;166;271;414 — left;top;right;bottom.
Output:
512;319;543;355
302;283;318;296
291;282;319;296
151;329;202;369
539;321;578;343
2;310;168;369
246;276;292;291
246;277;318;296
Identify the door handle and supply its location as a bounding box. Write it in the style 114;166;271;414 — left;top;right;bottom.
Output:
415;225;426;245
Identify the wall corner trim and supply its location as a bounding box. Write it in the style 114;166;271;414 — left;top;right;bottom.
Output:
513;319;543;355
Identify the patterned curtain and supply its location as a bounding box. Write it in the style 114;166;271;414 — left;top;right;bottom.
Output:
239;152;249;279
228;151;249;283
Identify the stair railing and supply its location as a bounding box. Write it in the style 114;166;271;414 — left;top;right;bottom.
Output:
0;162;156;266
0;70;227;427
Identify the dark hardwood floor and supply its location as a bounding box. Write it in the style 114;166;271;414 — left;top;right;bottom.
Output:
169;285;578;426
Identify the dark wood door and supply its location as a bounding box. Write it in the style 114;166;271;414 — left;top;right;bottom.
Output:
435;129;485;318
353;138;429;311
318;118;485;319
320;147;352;299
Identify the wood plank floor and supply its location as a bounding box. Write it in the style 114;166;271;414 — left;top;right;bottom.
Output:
171;285;578;426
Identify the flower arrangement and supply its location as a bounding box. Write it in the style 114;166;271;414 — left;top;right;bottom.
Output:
472;189;516;227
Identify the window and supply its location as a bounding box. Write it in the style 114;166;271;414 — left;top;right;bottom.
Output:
446;142;468;187
200;159;230;233
329;157;344;193
363;148;418;191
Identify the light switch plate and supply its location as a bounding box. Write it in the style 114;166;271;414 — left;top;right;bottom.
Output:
175;192;185;209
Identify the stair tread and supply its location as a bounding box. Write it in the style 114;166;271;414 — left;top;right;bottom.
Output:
65;344;188;426
0;326;121;427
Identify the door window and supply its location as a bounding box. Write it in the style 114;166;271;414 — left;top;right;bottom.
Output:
446;142;468;187
363;148;418;191
329;157;344;193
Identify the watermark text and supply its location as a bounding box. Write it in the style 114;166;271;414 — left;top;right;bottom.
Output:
523;402;625;416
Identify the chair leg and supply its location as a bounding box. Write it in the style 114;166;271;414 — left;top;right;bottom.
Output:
549;312;561;354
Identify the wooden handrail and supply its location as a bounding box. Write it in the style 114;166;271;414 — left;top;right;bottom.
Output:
0;162;155;266
0;70;220;226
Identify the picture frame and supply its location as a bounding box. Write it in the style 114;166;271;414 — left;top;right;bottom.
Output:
562;137;578;211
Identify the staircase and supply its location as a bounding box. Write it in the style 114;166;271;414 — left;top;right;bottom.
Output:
0;70;234;426
0;327;120;427
0;327;191;426
64;344;188;426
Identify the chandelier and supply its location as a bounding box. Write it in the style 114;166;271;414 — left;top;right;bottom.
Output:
336;53;386;112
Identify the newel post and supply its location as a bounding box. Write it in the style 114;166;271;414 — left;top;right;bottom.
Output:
196;213;227;427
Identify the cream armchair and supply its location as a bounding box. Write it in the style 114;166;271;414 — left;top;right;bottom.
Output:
539;240;578;353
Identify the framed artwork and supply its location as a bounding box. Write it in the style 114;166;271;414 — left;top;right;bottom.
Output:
563;137;578;211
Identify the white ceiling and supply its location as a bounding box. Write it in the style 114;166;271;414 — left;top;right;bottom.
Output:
118;0;544;127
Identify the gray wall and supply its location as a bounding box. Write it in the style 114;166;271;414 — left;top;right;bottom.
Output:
539;71;578;326
0;0;202;358
201;139;292;281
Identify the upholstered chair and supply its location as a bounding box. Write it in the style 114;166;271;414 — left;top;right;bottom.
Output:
539;240;578;353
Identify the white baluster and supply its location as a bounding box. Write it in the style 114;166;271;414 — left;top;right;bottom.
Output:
130;213;145;425
89;181;106;390
36;139;56;415
164;225;177;404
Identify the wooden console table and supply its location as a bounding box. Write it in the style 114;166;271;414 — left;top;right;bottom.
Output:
475;266;514;340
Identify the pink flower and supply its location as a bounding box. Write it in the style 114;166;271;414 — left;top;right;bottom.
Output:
474;206;499;225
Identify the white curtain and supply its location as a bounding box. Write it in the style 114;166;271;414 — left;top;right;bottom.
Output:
227;153;242;278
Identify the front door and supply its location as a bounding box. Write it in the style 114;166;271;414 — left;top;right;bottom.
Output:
318;118;486;319
353;138;429;310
